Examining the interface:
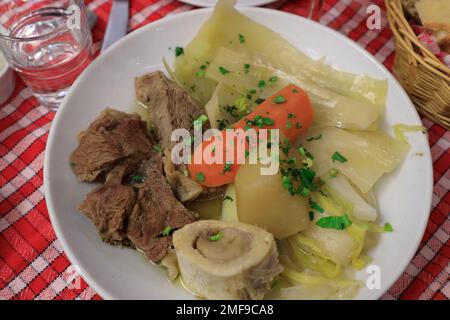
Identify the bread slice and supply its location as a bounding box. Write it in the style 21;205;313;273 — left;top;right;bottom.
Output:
416;0;450;48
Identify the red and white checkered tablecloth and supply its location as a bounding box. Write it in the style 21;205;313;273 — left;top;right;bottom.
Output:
0;0;448;300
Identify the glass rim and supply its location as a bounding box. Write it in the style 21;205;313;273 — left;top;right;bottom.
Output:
0;1;84;43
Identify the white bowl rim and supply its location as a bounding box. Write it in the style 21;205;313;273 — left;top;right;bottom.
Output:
44;6;433;300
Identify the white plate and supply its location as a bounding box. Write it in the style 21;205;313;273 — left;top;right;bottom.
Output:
44;7;433;300
179;0;277;7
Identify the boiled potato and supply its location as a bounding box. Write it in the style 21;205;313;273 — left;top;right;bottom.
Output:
235;163;310;239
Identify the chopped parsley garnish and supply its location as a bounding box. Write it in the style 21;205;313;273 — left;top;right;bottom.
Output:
245;115;274;128
268;76;278;84
300;167;316;190
153;145;163;153
306;134;322;141
282;175;294;195
244;150;250;158
287;113;296;119
286;120;292;129
238;33;245;44
217;119;231;130
329;168;339;178
196;69;206;77
162;225;173;237
219;66;230;75
223;105;240;117
196;172;205;183
296;122;302;129
190;84;196;92
255;98;265;105
292;88;299;93
222;163;232;174
309;211;315;221
316;214;352;230
298;146;314;159
209;232;224;241
244;63;250;74
332;151;347;163
273;95;286;104
281;138;291;155
193;114;208;127
131;175;143;183
310;200;324;213
258;80;266;88
224;195;234;202
384;223;393;232
175;46;184;57
248;88;257;95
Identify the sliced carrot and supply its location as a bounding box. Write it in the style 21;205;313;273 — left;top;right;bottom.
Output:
188;84;313;187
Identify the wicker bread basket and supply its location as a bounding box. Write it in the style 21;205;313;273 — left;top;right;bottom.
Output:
386;0;450;129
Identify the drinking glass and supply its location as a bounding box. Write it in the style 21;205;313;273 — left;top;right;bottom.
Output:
0;0;93;111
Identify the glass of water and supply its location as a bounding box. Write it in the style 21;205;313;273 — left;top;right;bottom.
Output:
0;0;93;111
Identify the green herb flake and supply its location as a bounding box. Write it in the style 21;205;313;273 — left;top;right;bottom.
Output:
309;211;315;221
196;70;205;77
196;172;205;183
310;200;324;213
244;63;250;74
193;114;208;127
329;168;339;178
224;195;234;202
248;89;257;95
209;232;224;242
153;145;163;153
299;187;310;197
255;98;265;105
131;175;143;184
286;120;292;129
316;214;352;230
281;138;291;155
282;175;294;195
268;76;278;84
306;134;322;142
287;113;296;119
217;119;231;130
238;33;245;44
296;122;302;129
258;80;266;88
384;223;394;232
244;150;250;158
298;146;314;159
162;225;173;237
219;66;230;75
222;163;232;174
292;88;299;93
332;151;348;163
273;95;286;104
175;46;184;57
262;117;275;126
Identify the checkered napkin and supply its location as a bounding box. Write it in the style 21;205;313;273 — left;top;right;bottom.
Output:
0;0;448;300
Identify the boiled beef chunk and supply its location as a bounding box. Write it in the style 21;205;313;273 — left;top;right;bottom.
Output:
70;108;153;182
135;71;206;149
78;164;136;246
135;72;225;202
127;155;198;262
74;107;198;262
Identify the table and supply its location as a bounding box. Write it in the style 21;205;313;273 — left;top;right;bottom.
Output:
0;0;448;300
